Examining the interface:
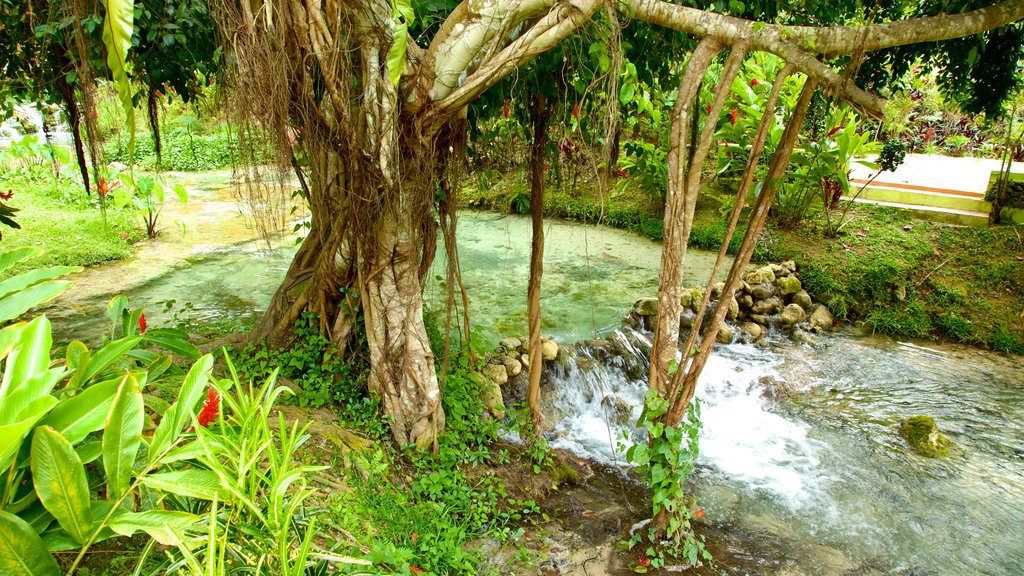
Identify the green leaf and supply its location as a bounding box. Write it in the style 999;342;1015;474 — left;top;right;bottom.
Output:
0;316;52;402
619;82;636;106
143;333;200;361
99;0;135;159
0;281;74;325
0;267;81;302
77;336;143;385
387;21;408;87
173;183;188;204
0;398;57;472
0;510;60;576
106;295;128;326
107;510;198;546
0;368;66;425
141;469;223;500
75;441;102;465
102;373;143;501
148;354;213;464
30;427;92;545
39;377;120;445
0;247;42;276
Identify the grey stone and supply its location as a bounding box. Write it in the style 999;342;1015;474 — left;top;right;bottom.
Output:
780;303;806;326
633;297;658;316
475;372;506;419
809;304;834;332
499;337;522;352
740;321;763;341
752;296;783;315
680;309;697;329
738;293;754;310
716;324;735;344
481;363;507;386
750;282;776;300
541;339;559;361
711;281;726;298
499;355;522;377
727;297;740;320
769;263;787;278
750;313;769;325
756;265;777;283
781;260;797;274
792;289;813;311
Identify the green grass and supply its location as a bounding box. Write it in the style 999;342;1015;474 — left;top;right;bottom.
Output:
0;169;145;276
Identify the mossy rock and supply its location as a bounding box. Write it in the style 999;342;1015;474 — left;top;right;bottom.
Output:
899;415;952;457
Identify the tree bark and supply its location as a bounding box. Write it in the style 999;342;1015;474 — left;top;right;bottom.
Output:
527;90;549;439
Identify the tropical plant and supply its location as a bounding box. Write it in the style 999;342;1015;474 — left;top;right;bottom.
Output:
112;170;188;238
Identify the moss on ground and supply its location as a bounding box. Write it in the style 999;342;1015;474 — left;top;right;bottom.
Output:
464;168;1024;353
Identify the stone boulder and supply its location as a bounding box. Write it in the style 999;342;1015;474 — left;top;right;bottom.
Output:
481;363;507;386
541;339;559;361
750;282;776;301
474;371;506;419
498;355;522;377
808;304;834;332
792;289;813;311
752;296;783;315
740;321;763;342
499;337;522;352
633;297;658;316
779;303;806;327
899;415;952;457
716;324;735;344
777;276;802;296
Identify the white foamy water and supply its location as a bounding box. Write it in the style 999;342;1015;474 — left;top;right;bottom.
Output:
545;331;824;505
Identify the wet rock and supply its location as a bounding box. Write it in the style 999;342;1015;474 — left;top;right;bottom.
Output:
603;396;634;426
711;281;726;298
759;375;795;400
539;539;571;575
499;355;523;377
769;262;788;278
740;321;763;342
689;287;705;313
500;337;522;352
633;297;658;316
792;289;813;311
809;304;834;332
750;282;776;301
521;353;530;368
756;265;777;283
781;260;797;274
738;293;754;310
474;371;506;419
680;289;693;309
791;330;816;347
899;415;952;457
697;484;741;517
481;363;507;386
680;309;697;329
750;313;769;325
802;544;855;576
541;339;559;361
727;296;740;320
779;303;806;326
752;296;783;315
717;324;735;344
777;275;802;295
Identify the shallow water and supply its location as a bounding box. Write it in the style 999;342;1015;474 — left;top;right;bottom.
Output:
545;332;1024;575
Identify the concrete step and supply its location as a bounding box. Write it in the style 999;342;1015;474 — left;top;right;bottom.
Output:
843;196;990;227
847;182;992;213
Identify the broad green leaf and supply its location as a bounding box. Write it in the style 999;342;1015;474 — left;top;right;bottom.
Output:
0;316;52;401
0;322;25;360
107;510;198;545
143;333;200;360
77;336;142;385
0;247;43;276
30;427;92;545
0;281;73;325
1;368;66;425
387;21;408;86
141;469;223;500
102;373;143;501
106;295;128;326
148;354;213;464
0;398;57;471
0;267;81;302
39;377;120;444
99;0;135;157
64;340;90;389
18;502;53;534
0;510;60;576
75;441;102;465
155;440;203;464
619;82;636;106
173;183;188;204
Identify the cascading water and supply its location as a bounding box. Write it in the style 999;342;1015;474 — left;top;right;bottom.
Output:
540;327;1024;575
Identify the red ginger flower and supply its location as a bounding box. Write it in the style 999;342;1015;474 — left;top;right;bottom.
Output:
751;78;760;86
730;109;737;126
138;312;147;334
197;387;220;427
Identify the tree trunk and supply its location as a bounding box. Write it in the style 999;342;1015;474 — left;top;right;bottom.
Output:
527;91;549;439
55;70;90;197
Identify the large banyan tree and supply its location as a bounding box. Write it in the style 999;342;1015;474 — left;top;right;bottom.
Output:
210;0;1024;447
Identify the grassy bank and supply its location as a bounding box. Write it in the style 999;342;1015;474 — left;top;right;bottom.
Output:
463;166;1024;354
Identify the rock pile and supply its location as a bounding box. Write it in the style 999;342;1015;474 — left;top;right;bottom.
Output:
473;336;564;420
627;261;835;346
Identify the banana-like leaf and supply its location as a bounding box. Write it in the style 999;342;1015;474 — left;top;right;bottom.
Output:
30;427;92;545
141;469;224;500
0;322;25;360
107;510;198;546
0;316;52;403
0;266;81;302
74;335;142;387
0;281;73;325
39;376;121;445
148;354;213;464
0;397;57;471
74;441;102;465
142;332;201;361
102;373;143;501
0;247;42;276
99;0;135;157
0;510;60;576
1;368;66;426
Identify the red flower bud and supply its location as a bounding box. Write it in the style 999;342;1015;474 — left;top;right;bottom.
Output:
138;312;147;334
503;99;509;119
572;103;579;119
730;110;737;126
751;78;760;86
197;388;220;427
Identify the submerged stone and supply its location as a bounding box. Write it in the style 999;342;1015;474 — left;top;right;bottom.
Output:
633;297;659;316
899;415;952;457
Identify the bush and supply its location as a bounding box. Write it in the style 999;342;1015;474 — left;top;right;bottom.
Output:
103;126;273;172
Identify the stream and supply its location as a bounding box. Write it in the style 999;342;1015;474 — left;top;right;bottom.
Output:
42;172;1024;576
